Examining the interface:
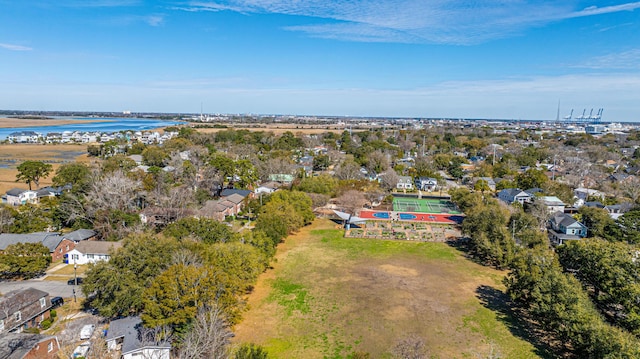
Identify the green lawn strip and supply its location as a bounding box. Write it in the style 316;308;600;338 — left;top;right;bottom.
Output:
50;264;89;276
313;229;457;260
462;299;541;359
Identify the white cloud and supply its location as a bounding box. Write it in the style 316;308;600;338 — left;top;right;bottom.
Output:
145;15;165;26
573;49;640;69
176;1;640;44
0;43;33;51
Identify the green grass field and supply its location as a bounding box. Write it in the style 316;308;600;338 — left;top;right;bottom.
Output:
233;219;547;359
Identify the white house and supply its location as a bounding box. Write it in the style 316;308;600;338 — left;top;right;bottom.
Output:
7;131;41;143
538;196;566;214
497;188;532;205
64;241;122;265
574;187;605;202
396;176;414;190
255;181;280;194
415;177;438;191
5;188;38;206
106;316;171;359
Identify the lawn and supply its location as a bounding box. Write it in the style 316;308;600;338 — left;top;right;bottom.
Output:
233;219;546;359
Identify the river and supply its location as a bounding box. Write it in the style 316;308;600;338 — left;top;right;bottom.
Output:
0;117;185;140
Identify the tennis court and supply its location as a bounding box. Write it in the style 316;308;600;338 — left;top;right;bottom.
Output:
392;197;461;214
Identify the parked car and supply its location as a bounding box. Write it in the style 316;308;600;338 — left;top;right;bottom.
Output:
80;324;95;340
67;277;83;285
51;296;64;308
72;341;90;358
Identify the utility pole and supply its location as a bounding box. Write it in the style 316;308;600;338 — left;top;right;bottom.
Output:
492;144;497;166
73;259;77;303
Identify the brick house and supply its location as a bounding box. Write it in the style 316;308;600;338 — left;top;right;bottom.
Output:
0;288;52;334
0;333;60;359
0;229;97;262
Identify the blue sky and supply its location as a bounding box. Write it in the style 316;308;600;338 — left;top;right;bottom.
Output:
1;1;639;121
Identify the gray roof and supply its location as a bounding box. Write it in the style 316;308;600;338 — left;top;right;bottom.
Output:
0;288;49;321
73;241;122;255
499;188;528;198
0;333;57;359
220;188;252;198
63;229;97;242
106;316;170;355
5;188;27;197
0;232;62;251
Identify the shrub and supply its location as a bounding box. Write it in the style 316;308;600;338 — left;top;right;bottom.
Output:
41;319;52;330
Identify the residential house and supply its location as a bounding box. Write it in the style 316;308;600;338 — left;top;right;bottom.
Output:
0;230;95;262
0;288;52;334
199;200;235;221
64;241;122;265
497;188;533;205
548;212;588;245
574;187;605;201
50;229;97;262
605;202;635;220
255;181;280;194
0;333;60;359
268;174;295;184
538;196;566;214
396;176;413;190
415;177;438;192
5;189;38;206
0;232;62;258
105;316;170;359
7;131;41;144
63;229;98;243
219;188;252;199
473;177;496;191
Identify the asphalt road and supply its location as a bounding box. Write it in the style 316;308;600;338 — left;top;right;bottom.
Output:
0;278;83;299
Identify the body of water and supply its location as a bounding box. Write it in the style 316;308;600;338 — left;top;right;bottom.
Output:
0;117;184;140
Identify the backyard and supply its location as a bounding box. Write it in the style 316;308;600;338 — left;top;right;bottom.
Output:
233;219;547;358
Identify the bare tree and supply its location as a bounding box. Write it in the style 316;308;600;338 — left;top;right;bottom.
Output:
366;150;391;174
177;306;234;359
379;169;400;191
619;176;640;203
336;190;367;214
256;157;296;181
87;171;140;213
334;160;363;181
391;334;428;359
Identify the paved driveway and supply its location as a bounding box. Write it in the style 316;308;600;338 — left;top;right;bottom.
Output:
0;279;83;299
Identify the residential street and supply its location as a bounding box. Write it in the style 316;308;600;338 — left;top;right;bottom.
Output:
0;279;82;299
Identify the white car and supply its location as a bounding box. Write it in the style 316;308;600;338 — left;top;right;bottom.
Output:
79;324;95;340
72;341;90;358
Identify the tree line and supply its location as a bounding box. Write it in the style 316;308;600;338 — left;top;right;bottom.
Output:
450;188;640;358
83;189;314;357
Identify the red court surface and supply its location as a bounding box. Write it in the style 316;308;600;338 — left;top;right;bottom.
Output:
359;210;464;225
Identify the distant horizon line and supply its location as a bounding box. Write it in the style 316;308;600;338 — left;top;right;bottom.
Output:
0;109;628;124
